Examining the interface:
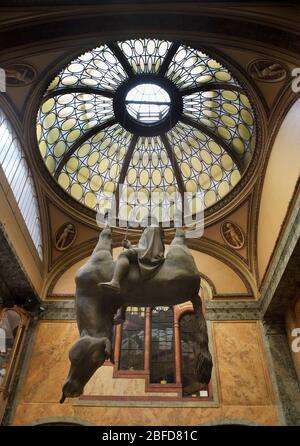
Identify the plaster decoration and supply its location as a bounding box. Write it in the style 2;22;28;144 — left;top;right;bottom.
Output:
221;221;245;250
54;222;77;251
4;63;36;87
248;59;288;83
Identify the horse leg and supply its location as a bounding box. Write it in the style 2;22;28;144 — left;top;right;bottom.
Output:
191;295;213;385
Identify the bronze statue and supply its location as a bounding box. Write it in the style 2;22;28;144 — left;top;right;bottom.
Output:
60;224;212;403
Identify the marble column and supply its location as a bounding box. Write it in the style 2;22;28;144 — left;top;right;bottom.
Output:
263;318;300;425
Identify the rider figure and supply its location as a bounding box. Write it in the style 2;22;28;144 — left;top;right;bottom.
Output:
99;216;165;295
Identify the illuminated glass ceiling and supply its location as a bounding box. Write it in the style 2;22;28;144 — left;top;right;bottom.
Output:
36;38;256;222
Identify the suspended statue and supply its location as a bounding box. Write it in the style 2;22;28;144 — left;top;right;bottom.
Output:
60;221;213;403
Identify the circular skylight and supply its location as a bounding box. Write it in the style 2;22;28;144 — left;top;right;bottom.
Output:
125;83;170;123
37;38;256;223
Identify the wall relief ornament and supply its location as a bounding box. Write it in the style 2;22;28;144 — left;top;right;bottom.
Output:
55;222;76;251
248;59;288;83
4;63;36;86
221;221;245;250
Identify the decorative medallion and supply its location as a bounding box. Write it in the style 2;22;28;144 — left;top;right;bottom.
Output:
5;63;36;86
55;222;77;251
221;221;245;249
248;59;288;83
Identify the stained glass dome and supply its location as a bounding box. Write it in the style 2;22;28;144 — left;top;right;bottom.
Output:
36;39;256;224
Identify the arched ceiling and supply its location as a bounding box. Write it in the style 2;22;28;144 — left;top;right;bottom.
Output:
36;39;255;221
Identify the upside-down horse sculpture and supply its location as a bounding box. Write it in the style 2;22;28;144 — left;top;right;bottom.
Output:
60;223;213;402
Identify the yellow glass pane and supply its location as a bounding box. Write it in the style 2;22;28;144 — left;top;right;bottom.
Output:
186;179;197;193
208;140;221;155
78;143;91;158
181;162;191;178
67;129;81;143
46;155;55;173
109;163;119;179
164;167;174;184
66;157;78;173
54;141;66;157
88;152;99;166
152;152;159;166
211;164;223;181
108;142;118;157
221;115;235;128
142;152;149;167
140;169;149;186
241;109;253;126
104;181;115;194
191;157;202;172
200;150;212;165
196;74;212;83
232;138;245;155
62;75;77;86
85;192;97;209
218;181;230;197
230;169;241;186
58;107;74;118
205;190;216;207
208;59;221;69
71;183;83;200
193;130;207;142
118;146;126;161
47;128;60;144
221;154;233;171
98;158;109;174
43;113;56;129
199;172;210;189
223;103;238;115
92;131;105;143
42;98;55;113
188;136;200;149
47;76;59;91
58;94;73;105
100;138;111;150
238;124;250;141
58;172;70;190
78;166;89;183
127;168;137;185
182;142;191;155
215;71;231;81
90;174;102;191
152;169;161;186
39;140;47;158
217;126;231;140
36;123;42;141
240;94;251;108
161;150;169;165
62;118;76;131
221;91;237;101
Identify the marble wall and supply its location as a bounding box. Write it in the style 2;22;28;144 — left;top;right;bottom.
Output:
11;320;280;426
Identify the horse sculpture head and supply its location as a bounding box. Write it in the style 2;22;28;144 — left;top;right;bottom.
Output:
60;335;111;403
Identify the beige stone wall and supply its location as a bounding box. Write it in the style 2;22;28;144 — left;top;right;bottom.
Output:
0;168;43;294
11;320;280;426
